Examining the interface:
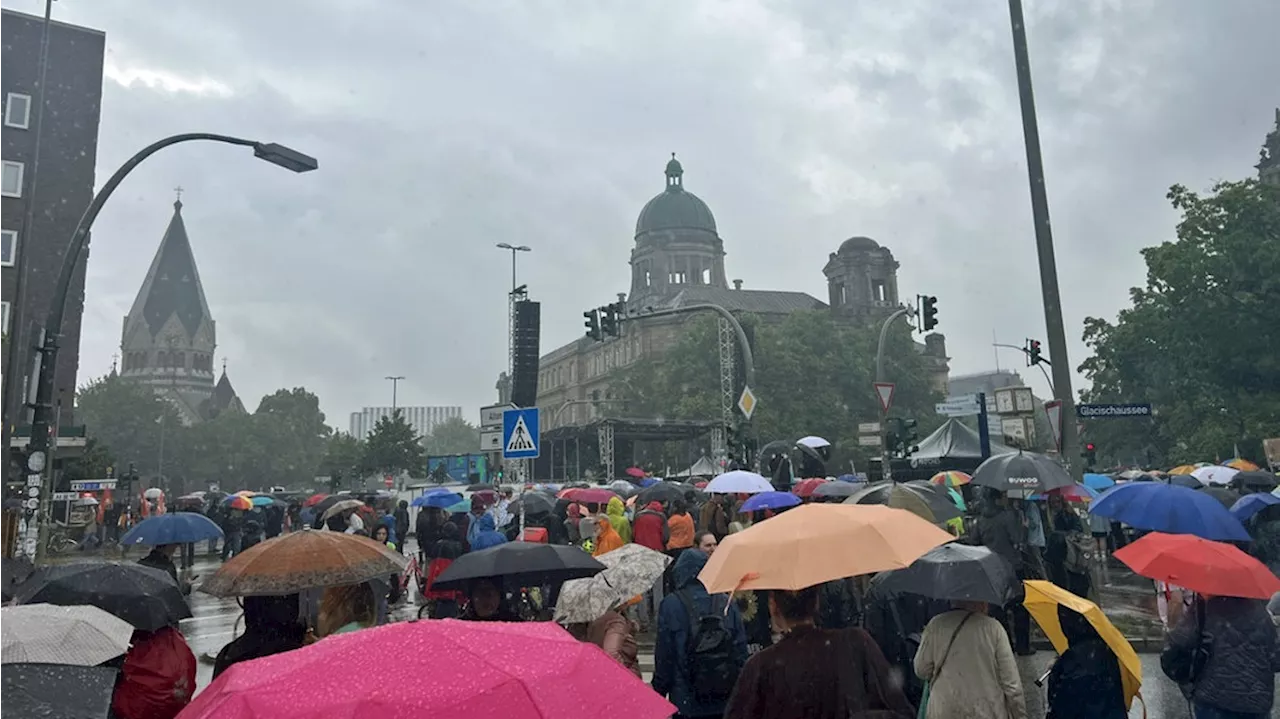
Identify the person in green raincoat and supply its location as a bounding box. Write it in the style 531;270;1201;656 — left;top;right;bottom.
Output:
606;496;632;544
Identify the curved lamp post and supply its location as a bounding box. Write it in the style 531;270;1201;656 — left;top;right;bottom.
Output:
22;133;317;563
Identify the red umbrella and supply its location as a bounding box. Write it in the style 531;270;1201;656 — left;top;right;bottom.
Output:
624;466;646;479
1114;532;1280;600
178;619;675;719
302;493;329;508
792;478;829;498
557;487;618;505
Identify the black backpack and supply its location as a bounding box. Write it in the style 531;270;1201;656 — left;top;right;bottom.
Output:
675;590;740;703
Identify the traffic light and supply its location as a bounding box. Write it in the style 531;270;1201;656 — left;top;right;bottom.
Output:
1026;338;1042;366
902;418;919;457
583;309;602;341
919;295;939;332
884;419;902;458
725;423;741;462
1082;442;1097;470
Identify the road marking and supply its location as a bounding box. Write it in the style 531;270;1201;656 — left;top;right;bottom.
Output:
180;610;241;624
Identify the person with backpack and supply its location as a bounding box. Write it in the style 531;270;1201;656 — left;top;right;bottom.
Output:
652;548;748;719
724;584;914;719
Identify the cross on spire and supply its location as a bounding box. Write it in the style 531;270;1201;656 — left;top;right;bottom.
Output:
173;185;184;210
111;352;119;374
221;357;227;375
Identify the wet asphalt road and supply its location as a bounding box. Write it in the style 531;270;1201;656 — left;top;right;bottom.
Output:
181;550;1218;718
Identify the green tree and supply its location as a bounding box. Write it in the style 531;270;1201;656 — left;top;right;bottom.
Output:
423;416;480;455
252;388;331;488
177;411;265;492
319;432;365;492
616;310;943;472
75;375;183;480
60;438;115;484
362;410;425;478
1079;179;1280;465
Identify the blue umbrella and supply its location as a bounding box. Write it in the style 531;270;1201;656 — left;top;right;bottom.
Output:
1083;473;1115;491
120;513;224;546
739;491;801;513
1230;492;1280;522
412;492;464;509
1089;482;1249;541
249;494;281;508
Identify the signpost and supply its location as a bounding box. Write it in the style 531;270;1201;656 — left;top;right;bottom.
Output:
935;394;981;417
858;435;882;447
502;408;540;460
1076;403;1152;418
873;382;896;482
1044;400;1063;451
479;430;503;453
737;386;757;420
69;480;117;492
857;422;880;434
873;383;896;412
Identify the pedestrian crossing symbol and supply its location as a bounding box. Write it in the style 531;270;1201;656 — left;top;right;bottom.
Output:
502;407;540;460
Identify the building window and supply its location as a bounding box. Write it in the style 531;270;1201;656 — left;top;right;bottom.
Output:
4;94;31;129
872;280;887;302
644;270;651;287
701;267;711;284
1;301;9;335
1;229;15;266
1;161;23;198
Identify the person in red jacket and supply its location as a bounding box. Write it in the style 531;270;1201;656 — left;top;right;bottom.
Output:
632;501;670;631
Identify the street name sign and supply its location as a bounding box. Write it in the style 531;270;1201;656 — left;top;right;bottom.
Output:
858;435;883;447
935;395;981;417
857;422;881;434
1076;403;1152;419
502;408;540;460
873;382;896;413
480;403;513;430
69;480;116;491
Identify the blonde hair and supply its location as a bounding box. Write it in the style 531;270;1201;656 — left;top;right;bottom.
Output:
317;582;377;636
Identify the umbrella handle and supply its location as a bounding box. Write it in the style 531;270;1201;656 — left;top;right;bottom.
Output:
1034;663;1054;687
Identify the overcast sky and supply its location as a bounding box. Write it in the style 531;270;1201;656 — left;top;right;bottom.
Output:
9;0;1277;430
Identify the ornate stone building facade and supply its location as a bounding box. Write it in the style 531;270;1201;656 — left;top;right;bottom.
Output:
1258;108;1279;186
525;156;949;428
119;198;243;424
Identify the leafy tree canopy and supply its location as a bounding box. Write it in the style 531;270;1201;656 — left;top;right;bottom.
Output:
1079;179;1280;466
423;416;480;456
319;432;365;492
616;310;944;472
362;410;426;477
75;375;183;480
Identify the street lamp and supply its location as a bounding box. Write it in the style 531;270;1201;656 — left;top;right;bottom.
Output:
21;132;316;563
495;243;531;293
385;375;405;414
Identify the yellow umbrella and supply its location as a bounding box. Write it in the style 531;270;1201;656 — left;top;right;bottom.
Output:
1023;580;1142;709
1167;464;1197;475
1224;458;1259;471
697;504;953;593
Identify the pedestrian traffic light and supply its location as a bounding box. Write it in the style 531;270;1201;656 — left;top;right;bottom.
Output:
1026;338;1043;366
583;309;602;341
902;418;919;457
919;295;939;332
1082;442;1097;469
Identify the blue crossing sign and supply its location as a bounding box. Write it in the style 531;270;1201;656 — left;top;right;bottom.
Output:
502;408;540;459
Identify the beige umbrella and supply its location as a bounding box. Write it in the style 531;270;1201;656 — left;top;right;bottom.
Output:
320;498;364;522
554;544;672;624
2;603;134;666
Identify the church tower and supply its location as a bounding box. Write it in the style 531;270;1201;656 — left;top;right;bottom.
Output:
119;195;238;423
628;155;727;307
1258;108;1279;187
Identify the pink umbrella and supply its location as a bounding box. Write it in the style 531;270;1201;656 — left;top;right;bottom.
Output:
557;487;618;505
179;620;674;719
624;466;646;479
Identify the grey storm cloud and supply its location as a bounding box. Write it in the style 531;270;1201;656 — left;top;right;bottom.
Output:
8;0;1276;428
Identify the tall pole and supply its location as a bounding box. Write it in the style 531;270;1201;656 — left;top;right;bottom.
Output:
1007;0;1081;483
875;307;912;482
494;243;530;483
2;0;55;474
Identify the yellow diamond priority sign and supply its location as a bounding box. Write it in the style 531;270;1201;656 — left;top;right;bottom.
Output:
738;385;758;420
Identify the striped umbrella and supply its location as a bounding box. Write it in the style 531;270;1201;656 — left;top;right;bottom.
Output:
929;471;971;487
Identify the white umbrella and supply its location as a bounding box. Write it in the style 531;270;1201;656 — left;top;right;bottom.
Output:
2;604;134;666
143;488;164;499
320;498;364;521
554;544;672;624
1192;465;1239;486
796;436;831;449
705;470;773;494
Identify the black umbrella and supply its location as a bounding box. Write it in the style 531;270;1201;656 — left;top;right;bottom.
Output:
869;543;1018;605
811;481;861;499
971;451;1073;493
12;561;191;631
466;483;495;492
1231;471;1278;492
1198;486;1240;510
3;664;118;719
510;492;555;516
1169;474;1203;489
846;481;963;522
635;481;692;506
431;542;604;591
2;556;34;601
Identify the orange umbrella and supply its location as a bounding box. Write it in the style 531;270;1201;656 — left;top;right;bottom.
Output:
697;503;954;593
199;530;409;597
1224;458;1259;472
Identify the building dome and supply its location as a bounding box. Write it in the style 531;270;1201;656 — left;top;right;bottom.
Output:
635;154;717;237
839;236;881;253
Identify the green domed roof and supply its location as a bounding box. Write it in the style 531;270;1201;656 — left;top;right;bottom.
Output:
635;154;717;237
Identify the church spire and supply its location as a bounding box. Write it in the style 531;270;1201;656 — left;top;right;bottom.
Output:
1258;108;1280;186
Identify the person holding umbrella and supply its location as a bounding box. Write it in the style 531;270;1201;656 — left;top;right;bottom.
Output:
914;599;1026;719
138;545;193;595
1044;605;1127;719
